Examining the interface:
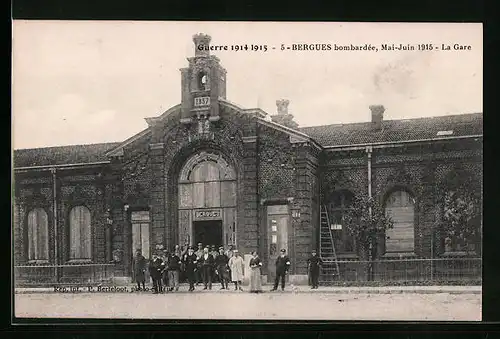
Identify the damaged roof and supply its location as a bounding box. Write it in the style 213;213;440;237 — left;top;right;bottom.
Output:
14;142;121;168
298;113;483;147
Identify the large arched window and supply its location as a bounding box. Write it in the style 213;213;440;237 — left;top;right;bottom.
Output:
178;152;236;209
69;206;92;260
327;190;355;254
27;208;49;261
384;190;415;253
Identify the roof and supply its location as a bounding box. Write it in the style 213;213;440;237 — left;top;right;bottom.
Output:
298;113;483;147
13;113;483;168
14;142;121;168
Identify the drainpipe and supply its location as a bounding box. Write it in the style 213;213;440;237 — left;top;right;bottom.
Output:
51;168;58;282
366;146;373;280
367;146;373;199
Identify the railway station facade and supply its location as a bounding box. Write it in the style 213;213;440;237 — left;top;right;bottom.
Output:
13;34;483;285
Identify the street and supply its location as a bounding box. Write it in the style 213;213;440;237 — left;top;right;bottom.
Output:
15;289;481;321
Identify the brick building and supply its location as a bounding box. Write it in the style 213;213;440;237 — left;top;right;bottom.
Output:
13;34;482;285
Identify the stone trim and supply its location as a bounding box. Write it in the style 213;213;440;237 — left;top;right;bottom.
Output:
242;136;257;143
149;143;164;150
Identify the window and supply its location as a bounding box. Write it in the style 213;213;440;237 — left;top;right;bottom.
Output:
69;206;92;260
327;190;355;253
384;190;415;253
27;208;49;261
197;72;208;91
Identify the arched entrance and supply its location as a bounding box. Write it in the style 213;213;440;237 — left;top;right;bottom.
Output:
177;151;237;248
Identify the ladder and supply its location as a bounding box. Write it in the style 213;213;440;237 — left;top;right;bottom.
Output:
319;204;340;283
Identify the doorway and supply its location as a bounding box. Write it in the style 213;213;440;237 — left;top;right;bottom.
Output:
193;220;223;248
266;205;289;282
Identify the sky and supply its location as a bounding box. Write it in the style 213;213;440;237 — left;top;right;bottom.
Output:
12;21;482;149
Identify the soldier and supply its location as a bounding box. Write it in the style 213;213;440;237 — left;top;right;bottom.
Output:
307;249;323;289
271;249;291;291
215;246;229;289
132;249;147;291
183;246;198;292
195;243;204;285
199;246;215;290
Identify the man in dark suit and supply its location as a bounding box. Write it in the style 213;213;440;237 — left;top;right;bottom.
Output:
215;246;230;289
132;249;147;291
149;253;165;294
166;249;182;292
195;242;204;285
271;249;291;291
183;246;198;292
199;246;215;290
307;249;323;289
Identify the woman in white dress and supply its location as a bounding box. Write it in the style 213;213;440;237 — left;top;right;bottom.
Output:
228;250;244;291
249;251;263;293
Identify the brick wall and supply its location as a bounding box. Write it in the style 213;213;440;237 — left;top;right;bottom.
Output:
319;141;482;265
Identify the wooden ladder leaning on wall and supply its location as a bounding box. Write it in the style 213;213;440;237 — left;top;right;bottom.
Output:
319;205;340;284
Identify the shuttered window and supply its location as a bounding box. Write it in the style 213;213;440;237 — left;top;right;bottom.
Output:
131;211;150;259
27;208;49;261
69;206;92;260
385;190;415;253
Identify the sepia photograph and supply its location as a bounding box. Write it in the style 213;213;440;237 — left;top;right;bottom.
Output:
12;21;482;321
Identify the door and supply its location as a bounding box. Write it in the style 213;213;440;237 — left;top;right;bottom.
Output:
131;211;150;282
193;220;223;248
267;205;289;281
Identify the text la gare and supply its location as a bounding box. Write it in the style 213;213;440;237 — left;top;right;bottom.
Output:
442;43;472;51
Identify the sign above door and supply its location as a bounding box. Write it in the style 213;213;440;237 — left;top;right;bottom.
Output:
193;209;222;221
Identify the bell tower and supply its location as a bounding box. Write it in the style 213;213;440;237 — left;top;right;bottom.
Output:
180;33;227;125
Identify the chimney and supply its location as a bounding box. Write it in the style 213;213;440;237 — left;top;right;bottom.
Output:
370;105;385;130
193;33;211;57
271;99;299;129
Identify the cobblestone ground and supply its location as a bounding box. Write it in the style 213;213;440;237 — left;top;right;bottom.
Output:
15;290;481;321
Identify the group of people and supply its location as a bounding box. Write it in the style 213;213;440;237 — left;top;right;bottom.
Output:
133;244;324;293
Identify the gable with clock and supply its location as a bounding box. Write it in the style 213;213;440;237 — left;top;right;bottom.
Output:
180;33;227;132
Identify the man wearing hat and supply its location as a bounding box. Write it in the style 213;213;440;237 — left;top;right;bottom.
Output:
166;248;182;291
307;249;323;289
195;243;204;285
225;244;234;258
149;252;165;294
132;249;147;291
210;245;219;283
161;250;169;291
271;249;291;291
183;246;198;292
215;246;230;289
199;246;215;290
228;249;244;291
